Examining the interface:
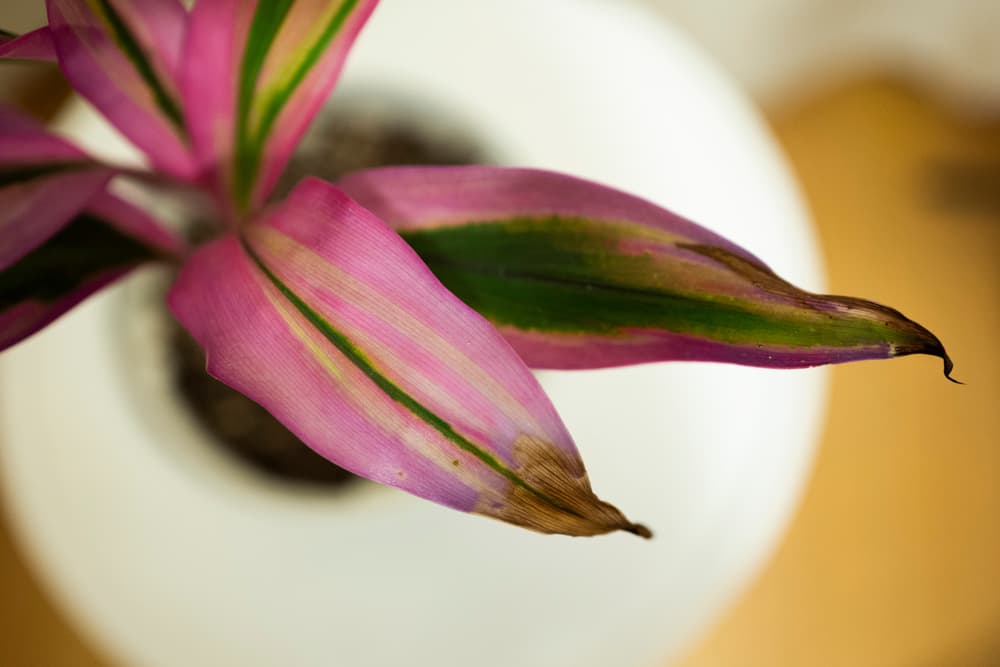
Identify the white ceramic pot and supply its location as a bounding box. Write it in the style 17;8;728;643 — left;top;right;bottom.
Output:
0;2;827;666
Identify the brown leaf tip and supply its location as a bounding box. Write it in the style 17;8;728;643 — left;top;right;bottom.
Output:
477;435;649;538
624;523;654;539
891;328;961;384
942;353;962;384
679;243;962;383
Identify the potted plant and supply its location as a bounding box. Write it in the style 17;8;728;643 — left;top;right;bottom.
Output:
0;1;952;666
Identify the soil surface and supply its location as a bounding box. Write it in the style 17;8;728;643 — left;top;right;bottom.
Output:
170;101;486;486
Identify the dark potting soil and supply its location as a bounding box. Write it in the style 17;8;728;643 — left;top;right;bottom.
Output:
170;101;487;487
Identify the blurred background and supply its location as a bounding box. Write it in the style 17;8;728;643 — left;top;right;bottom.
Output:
1;1;997;665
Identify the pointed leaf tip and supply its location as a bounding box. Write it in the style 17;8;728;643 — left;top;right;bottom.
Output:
339;166;955;379
888;317;957;383
627;523;654;539
169;178;640;538
944;360;961;385
677;243;957;380
888;316;957;383
475;433;647;537
925;339;959;384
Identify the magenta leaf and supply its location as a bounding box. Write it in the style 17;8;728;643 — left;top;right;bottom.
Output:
45;0;195;177
0;106;183;350
340;166;954;379
0;27;57;61
169;178;647;537
181;0;379;212
0;191;179;351
0;106;114;269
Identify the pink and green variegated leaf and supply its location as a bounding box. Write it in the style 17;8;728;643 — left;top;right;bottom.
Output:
169;177;647;538
340;166;955;379
0;27;57;61
181;0;378;212
0;191;180;351
0;106;114;269
45;0;195;177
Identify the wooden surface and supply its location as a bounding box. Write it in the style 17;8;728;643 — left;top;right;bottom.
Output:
676;81;1000;667
1;79;998;666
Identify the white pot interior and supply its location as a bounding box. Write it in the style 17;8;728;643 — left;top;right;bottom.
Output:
0;2;827;666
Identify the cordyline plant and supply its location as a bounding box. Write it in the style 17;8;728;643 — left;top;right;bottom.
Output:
0;0;953;539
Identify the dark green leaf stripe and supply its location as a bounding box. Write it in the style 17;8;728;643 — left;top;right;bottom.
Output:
92;0;185;131
241;238;588;516
251;0;360;153
0;213;155;308
400;217;917;349
234;0;360;207
0;28;17;40
234;0;295;207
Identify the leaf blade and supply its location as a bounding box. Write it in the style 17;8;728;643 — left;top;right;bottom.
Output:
340;166;954;378
169;178;645;537
182;0;378;211
0;193;170;351
0;107;113;269
46;0;194;177
243;0;375;207
0;27;57;61
0;107;184;350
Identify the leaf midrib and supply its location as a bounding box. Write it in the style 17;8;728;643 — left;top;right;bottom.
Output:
234;0;361;207
240;237;586;520
92;0;185;132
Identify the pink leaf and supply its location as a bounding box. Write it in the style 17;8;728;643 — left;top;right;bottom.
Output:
0;107;184;350
0;107;112;269
0;27;57;61
0;192;178;351
169;177;647;537
341;166;953;379
181;0;379;212
46;0;195;177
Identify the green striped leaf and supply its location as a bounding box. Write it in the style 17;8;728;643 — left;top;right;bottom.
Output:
169;178;648;537
182;0;379;212
46;0;195;176
340;166;955;378
1;192;178;351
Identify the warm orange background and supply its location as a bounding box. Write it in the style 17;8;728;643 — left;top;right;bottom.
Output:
1;75;998;666
676;81;1000;667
